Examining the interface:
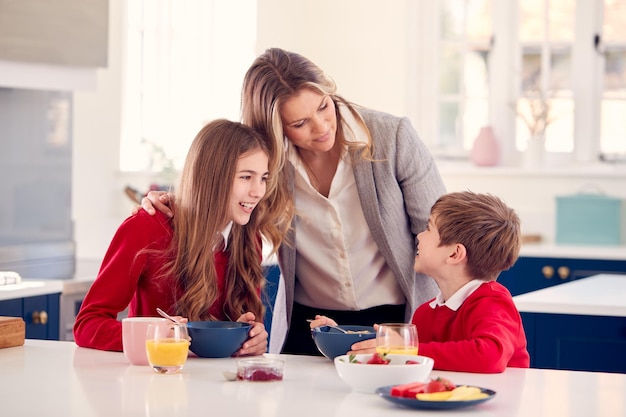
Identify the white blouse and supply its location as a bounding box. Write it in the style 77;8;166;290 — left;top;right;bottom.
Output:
288;106;404;311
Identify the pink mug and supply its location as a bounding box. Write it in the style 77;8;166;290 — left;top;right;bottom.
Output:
122;317;168;365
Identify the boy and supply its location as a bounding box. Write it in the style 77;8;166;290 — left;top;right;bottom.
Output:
311;191;530;373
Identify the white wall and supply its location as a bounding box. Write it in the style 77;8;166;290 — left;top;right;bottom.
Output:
72;0;129;259
71;0;626;260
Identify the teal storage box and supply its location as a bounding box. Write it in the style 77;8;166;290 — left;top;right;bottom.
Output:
556;193;624;245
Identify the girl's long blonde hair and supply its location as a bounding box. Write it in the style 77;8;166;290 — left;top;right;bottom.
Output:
164;119;287;321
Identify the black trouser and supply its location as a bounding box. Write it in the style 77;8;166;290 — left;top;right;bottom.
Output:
282;301;406;355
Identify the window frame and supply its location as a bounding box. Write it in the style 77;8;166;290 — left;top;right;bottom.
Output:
414;1;608;167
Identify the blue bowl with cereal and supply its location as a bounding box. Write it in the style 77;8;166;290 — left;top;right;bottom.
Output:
312;325;376;360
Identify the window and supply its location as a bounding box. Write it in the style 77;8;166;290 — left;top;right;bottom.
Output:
422;0;626;164
438;0;492;151
517;0;575;152
120;0;257;173
599;0;626;158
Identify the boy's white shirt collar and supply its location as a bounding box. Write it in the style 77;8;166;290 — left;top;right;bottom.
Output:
428;279;485;311
220;221;233;249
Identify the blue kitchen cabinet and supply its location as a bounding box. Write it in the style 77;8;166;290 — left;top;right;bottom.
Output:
521;312;626;373
498;256;626;296
262;264;281;340
0;294;60;340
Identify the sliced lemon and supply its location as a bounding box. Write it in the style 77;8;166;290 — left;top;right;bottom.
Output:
416;391;453;401
447;385;489;401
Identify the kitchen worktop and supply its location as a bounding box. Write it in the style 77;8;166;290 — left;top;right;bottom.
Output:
513;274;626;317
0;279;64;301
0;258;101;301
519;243;626;260
2;340;625;417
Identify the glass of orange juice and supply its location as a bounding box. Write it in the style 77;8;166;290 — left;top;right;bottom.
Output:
375;323;418;356
145;322;190;374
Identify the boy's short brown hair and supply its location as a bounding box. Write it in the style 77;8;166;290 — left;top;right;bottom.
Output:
431;191;521;281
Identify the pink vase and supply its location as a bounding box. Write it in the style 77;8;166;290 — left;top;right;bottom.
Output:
471;126;500;167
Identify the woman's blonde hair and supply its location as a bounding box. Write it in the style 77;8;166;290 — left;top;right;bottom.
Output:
241;48;373;221
163;119;285;321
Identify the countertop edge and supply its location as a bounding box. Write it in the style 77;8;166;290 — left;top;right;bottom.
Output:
0;280;64;301
512;274;626;317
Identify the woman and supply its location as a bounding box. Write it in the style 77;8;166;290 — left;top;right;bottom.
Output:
75;119;290;356
142;48;446;355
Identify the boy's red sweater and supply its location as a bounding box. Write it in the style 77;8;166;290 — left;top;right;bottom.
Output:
412;281;530;373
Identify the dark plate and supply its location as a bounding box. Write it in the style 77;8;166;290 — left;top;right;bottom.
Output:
375;385;496;410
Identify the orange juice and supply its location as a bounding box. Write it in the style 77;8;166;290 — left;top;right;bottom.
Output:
375;346;418;356
146;338;189;366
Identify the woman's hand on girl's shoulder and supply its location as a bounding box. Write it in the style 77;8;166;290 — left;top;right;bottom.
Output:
130;191;175;217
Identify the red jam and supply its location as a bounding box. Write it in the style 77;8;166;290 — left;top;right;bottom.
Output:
236;367;283;381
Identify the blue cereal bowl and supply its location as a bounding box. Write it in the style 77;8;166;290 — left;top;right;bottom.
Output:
186;321;251;358
312;325;376;360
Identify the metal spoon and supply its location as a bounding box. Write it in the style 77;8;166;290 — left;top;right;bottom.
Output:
306;319;349;334
157;307;182;325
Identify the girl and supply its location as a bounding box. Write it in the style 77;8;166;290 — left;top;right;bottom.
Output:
74;119;290;356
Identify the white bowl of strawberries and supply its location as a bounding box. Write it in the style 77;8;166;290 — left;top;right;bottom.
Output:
334;353;434;393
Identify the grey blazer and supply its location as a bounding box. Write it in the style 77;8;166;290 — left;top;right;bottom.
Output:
275;107;445;347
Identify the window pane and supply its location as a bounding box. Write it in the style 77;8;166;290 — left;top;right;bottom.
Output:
466;0;492;41
550;46;571;91
603;0;626;42
465;49;489;96
601;1;626;156
437;0;491;151
604;50;626;93
549;0;575;41
545;98;573;152
441;0;465;39
601;50;626;155
464;98;489;149
520;0;545;42
601;100;626;154
439;102;460;147
521;47;542;90
440;46;462;94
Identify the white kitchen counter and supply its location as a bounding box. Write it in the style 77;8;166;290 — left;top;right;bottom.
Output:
0;258;101;302
513;274;626;317
1;340;625;417
519;243;626;260
0;279;63;301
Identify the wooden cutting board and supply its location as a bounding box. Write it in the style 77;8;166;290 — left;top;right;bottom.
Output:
0;316;25;348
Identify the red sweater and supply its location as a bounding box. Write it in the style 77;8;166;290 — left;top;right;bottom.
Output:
73;210;230;352
412;281;530;373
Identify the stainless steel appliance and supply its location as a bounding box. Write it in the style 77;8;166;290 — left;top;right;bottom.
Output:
0;88;75;279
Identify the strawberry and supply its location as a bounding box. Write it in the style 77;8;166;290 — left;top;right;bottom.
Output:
424;377;456;393
366;352;390;364
405;359;421;365
438;377;456;391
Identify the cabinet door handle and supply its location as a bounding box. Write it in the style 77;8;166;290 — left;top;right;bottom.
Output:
542;266;554;279
32;310;48;325
557;266;570;280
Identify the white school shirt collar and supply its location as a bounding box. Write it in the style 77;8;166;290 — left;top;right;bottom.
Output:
220;221;233;250
428;279;485;311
